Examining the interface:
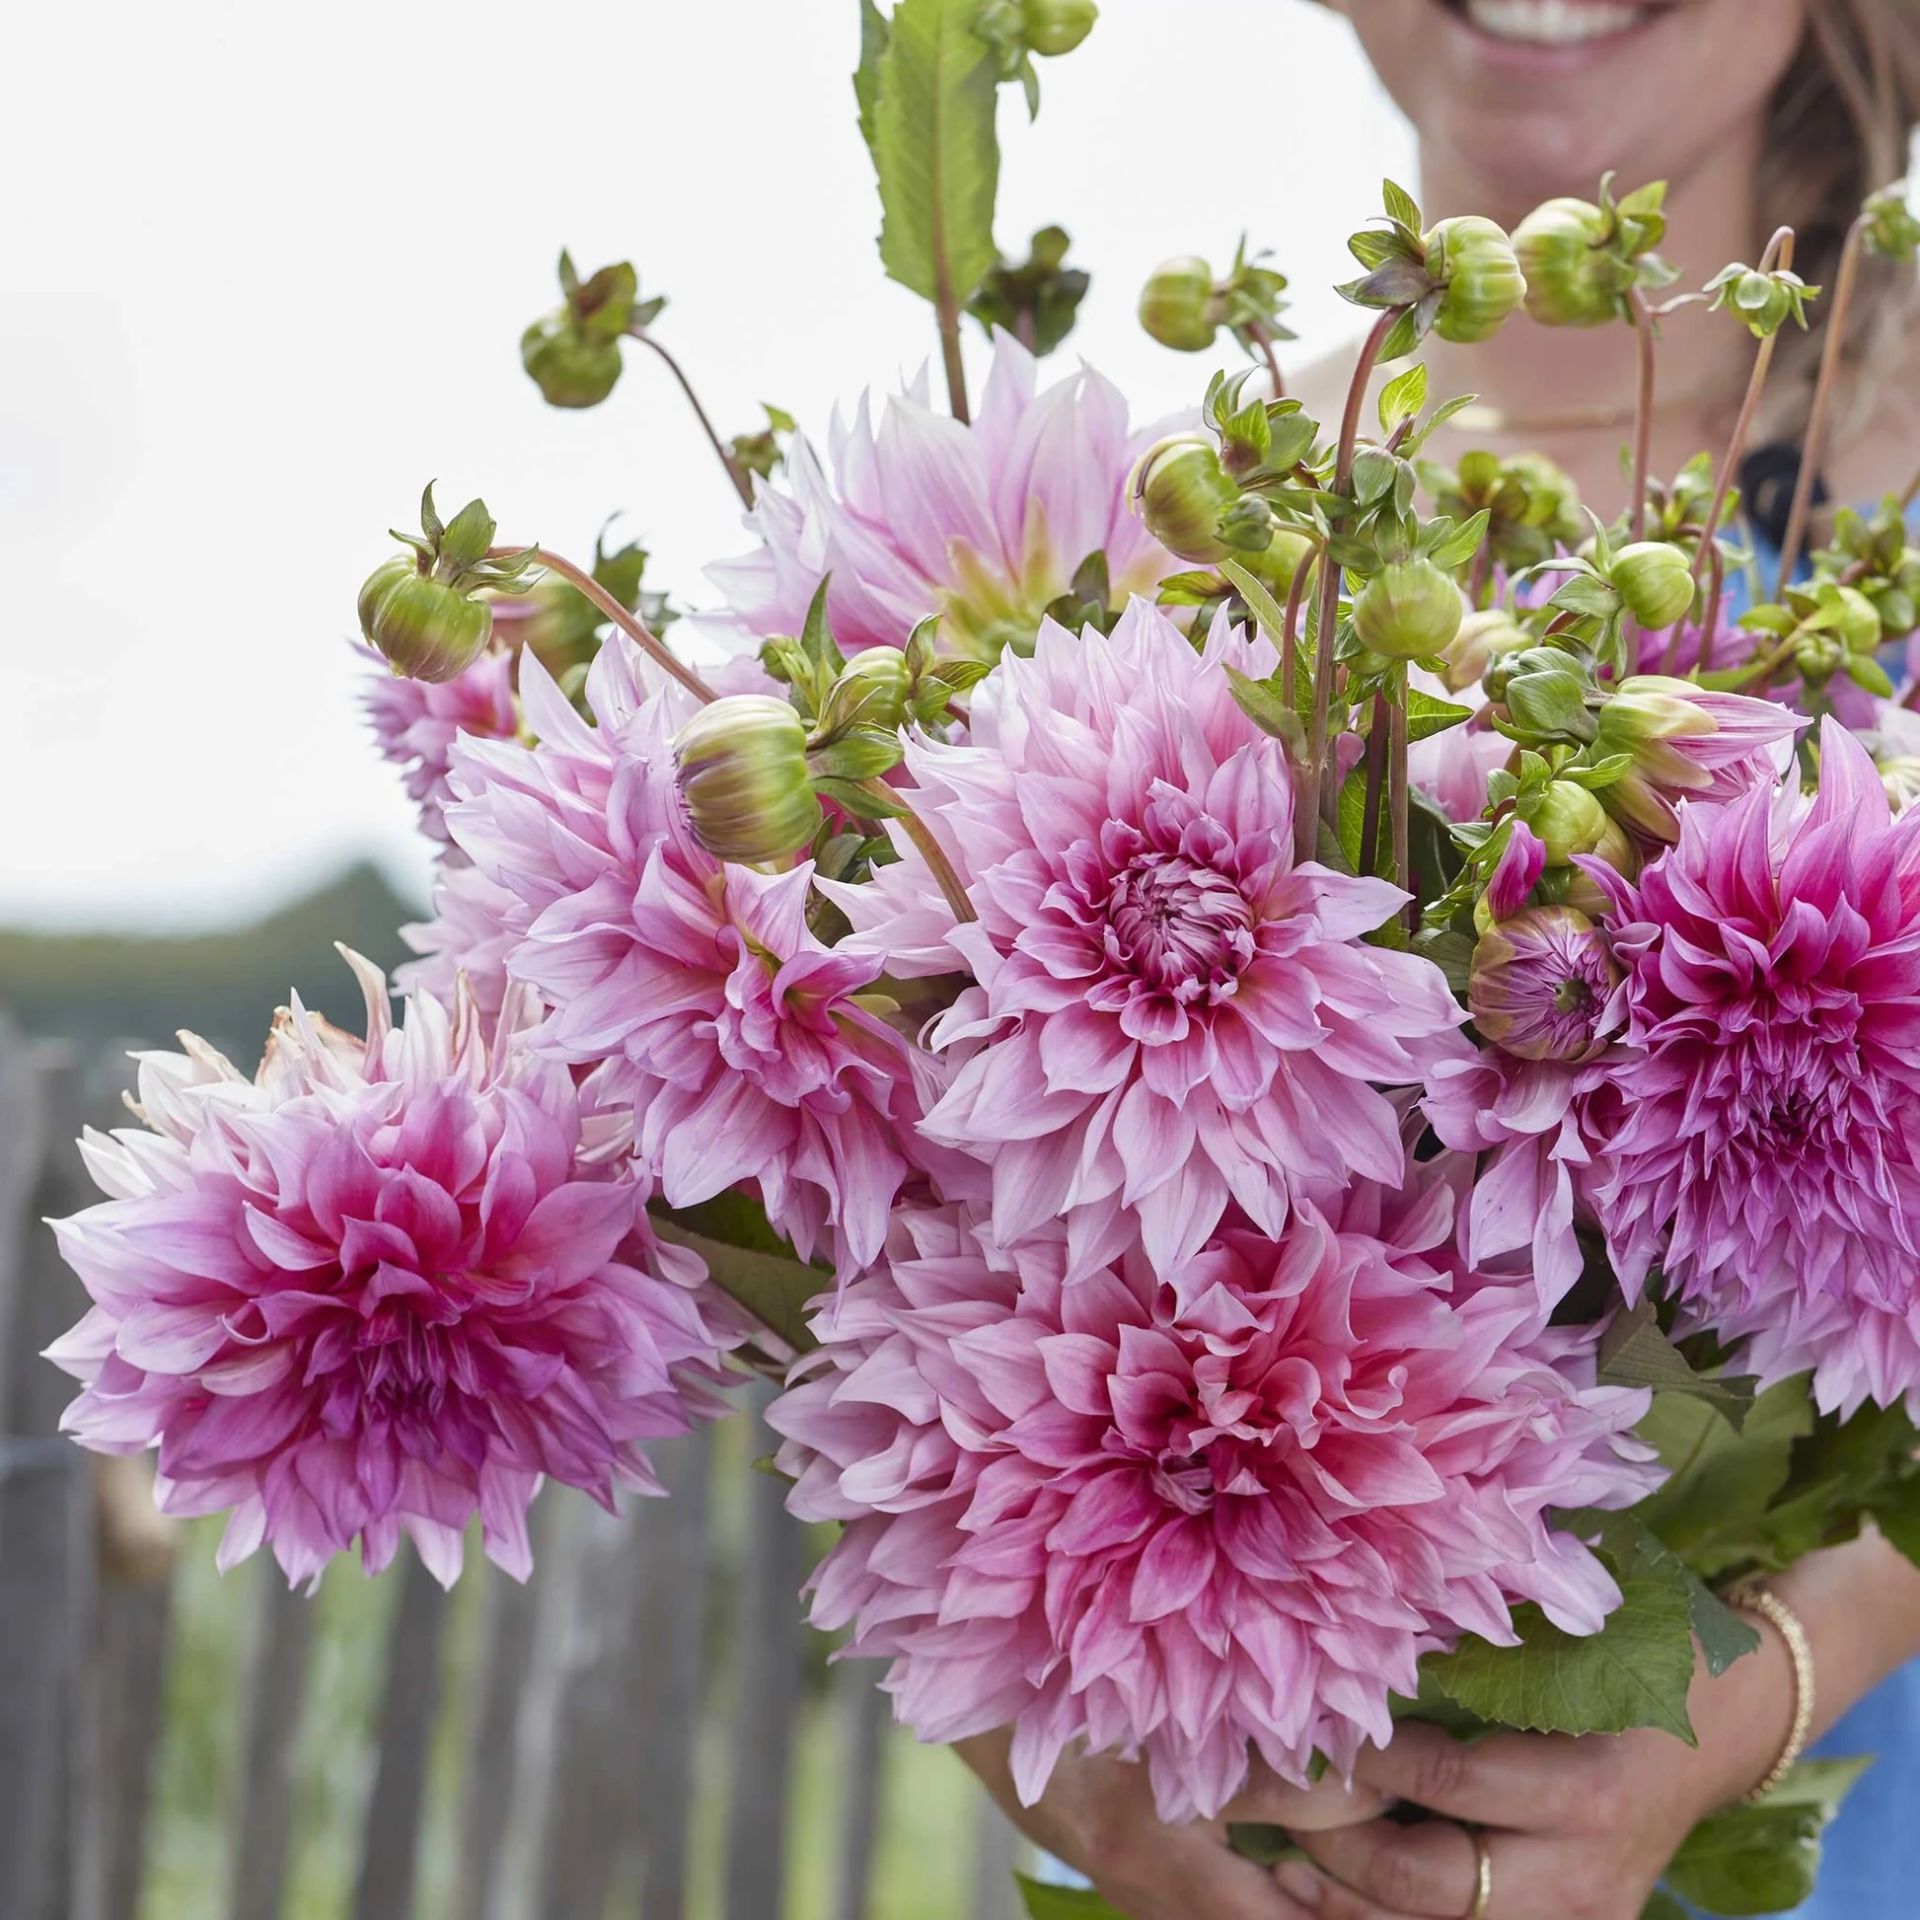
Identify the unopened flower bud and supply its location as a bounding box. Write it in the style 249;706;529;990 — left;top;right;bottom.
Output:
1239;527;1313;597
1834;584;1883;654
1513;197;1626;327
358;560;494;684
1469;906;1619;1063
1530;779;1609;865
521;316;624;409
1022;0;1098;58
822;647;912;735
1610;541;1695;630
1219;493;1279;556
1796;633;1843;684
1424;215;1528;344
1441;609;1530;693
1352;559;1464;662
1132;433;1242;564
674;696;822;864
1138;255;1222;352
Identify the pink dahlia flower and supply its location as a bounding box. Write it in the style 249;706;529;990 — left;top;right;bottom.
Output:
359;643;519;843
828;600;1469;1279
769;1181;1657;1822
447;637;953;1276
1586;717;1920;1414
396;860;527;1028
700;334;1176;661
47;957;737;1588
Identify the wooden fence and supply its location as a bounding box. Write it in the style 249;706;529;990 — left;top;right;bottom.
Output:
0;1035;1030;1920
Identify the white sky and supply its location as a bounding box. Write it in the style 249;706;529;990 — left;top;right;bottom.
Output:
0;0;1409;932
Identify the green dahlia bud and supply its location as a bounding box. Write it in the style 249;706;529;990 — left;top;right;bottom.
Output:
359;560;494;684
1440;609;1530;693
821;647;912;736
1513;197;1627;328
1239;527;1312;597
674;695;822;864
1138;255;1222;352
1835;584;1884;654
1022;0;1098;58
1132;433;1243;565
1610;541;1696;629
1218;493;1279;556
1352;559;1464;662
1424;216;1528;344
521;317;623;409
1531;779;1609;866
1864;184;1920;264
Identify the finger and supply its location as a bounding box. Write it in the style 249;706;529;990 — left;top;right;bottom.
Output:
1273;1854;1414;1920
1104;1827;1321;1920
1223;1754;1392;1832
1291;1818;1481;1917
1353;1722;1609;1832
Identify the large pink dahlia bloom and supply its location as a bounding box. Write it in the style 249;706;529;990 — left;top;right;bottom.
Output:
1587;717;1920;1415
829;600;1469;1279
359;644;518;843
769;1179;1657;1822
48;959;736;1588
700;334;1175;660
447;637;953;1276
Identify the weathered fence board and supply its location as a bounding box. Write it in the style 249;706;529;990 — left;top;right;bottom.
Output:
227;1568;318;1920
725;1390;808;1920
831;1662;893;1920
351;1542;451;1920
92;1573;175;1920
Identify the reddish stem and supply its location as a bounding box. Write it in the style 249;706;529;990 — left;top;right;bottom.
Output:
1627;289;1658;543
631;331;754;509
510;546;718;703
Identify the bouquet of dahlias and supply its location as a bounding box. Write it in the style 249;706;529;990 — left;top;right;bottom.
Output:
48;3;1920;1913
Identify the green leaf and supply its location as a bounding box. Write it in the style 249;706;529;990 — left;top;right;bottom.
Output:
1425;507;1492;573
1382;177;1423;233
1664;1758;1871;1917
1226;1824;1298;1868
1405;689;1471;742
855;0;891;152
1015;1876;1125;1919
872;0;1001;309
1379;362;1429;434
1224;666;1306;756
1424;1530;1698;1742
1641;1893;1691;1920
1219;558;1295;650
1598;1297;1757;1421
648;1194;826;1354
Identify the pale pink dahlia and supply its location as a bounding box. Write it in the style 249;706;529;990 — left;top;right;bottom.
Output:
700;334;1176;661
47;958;736;1588
447;637;953;1276
769;1180;1657;1822
828;600;1469;1279
359;643;518;843
396;860;526;1028
1586;717;1920;1414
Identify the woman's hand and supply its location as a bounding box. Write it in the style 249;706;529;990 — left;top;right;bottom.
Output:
1266;1625;1798;1920
953;1729;1387;1920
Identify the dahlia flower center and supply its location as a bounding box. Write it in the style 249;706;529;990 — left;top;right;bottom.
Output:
1553;976;1596;1017
1103;852;1254;995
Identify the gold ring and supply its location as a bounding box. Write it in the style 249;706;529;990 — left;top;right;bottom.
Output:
1466;1826;1494;1920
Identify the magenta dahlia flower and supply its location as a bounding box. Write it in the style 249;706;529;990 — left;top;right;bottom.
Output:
828;600;1469;1279
47;958;737;1588
1586;717;1920;1414
447;637;954;1276
700;334;1175;661
359;643;518;843
770;1180;1657;1821
396;860;527;1028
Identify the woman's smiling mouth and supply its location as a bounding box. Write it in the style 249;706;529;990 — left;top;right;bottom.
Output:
1449;0;1672;52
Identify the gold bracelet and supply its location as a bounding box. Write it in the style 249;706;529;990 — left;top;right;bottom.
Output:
1726;1582;1815;1803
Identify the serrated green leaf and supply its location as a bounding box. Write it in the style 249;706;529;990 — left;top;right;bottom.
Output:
1663;1757;1871;1918
1015;1876;1124;1919
854;0;890;152
873;0;1000;309
1224;666;1306;756
1598;1297;1757;1420
1219;557;1294;650
1425;1536;1698;1742
649;1194;825;1353
1642;1894;1691;1920
1404;689;1471;742
1425;507;1492;573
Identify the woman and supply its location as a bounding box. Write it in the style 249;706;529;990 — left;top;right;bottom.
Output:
958;4;1920;1915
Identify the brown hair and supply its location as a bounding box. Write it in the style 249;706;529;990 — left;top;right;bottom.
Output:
1759;0;1920;437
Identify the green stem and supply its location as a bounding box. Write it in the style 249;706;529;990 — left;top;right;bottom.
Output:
857;782;976;923
1775;213;1868;597
932;235;971;425
1627;289;1658;543
1688;228;1795;613
511;546;718;703
1359;694;1389;876
631;330;754;509
1302;306;1403;863
1280;545;1321;712
1389;682;1410;911
1250;324;1285;398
